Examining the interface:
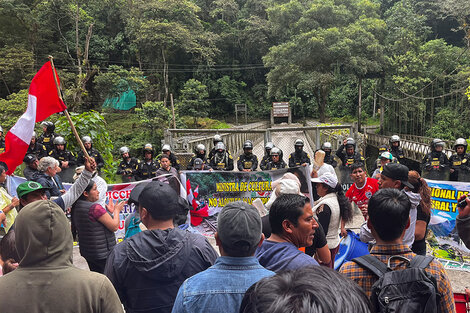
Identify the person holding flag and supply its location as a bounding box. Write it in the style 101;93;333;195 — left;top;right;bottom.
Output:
0;57;95;188
0;60;67;175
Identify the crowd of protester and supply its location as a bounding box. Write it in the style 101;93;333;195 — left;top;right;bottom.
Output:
1;122;470;312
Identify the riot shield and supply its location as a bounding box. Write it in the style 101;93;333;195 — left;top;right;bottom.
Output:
338;166;353;193
457;169;470;182
422;166;450;181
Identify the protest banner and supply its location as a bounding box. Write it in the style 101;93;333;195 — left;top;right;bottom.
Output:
425;179;470;271
181;166;312;236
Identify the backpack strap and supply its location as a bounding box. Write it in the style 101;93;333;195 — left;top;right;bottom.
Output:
409;255;434;269
352;254;388;278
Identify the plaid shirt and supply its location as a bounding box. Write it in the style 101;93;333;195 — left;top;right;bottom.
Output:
339;244;456;313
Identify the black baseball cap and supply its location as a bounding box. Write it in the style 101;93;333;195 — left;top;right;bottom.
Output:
23;154;38;164
217;201;262;253
194;158;203;170
138;181;182;219
128;182;149;205
381;163;413;189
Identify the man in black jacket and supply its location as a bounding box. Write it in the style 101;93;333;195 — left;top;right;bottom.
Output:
104;182;217;313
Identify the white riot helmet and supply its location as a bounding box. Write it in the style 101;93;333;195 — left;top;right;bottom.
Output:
82;136;92;144
53;136;66;145
119;146;130;155
322;142;332;150
454;138;467;151
162;144;171;152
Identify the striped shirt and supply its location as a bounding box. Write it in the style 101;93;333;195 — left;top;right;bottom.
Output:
339;244;456;313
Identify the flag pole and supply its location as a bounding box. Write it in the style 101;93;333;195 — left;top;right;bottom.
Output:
48;55;90;160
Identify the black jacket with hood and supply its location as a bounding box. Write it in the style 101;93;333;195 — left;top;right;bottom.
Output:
0;200;123;313
105;227;218;313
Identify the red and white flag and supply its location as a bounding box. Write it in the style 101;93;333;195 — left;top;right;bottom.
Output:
0;61;67;174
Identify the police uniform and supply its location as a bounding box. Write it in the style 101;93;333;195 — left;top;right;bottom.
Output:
288;151;311;167
0;137;5;154
259;154;271;171
335;145;365;168
324;154;337;168
27;142;47;159
38;133;58;154
209;152;234;171
156;152;180;171
390;147;405;164
265;159;286;170
422;151;449;175
237;154;259;171
77;148;105;171
449;153;470;181
136;160;158;181
117;157;140;182
49;149;76;168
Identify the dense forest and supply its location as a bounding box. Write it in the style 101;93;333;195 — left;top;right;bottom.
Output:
1;0;469;144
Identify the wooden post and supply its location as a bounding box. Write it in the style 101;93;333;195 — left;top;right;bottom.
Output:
170;93;176;129
48;56;90;160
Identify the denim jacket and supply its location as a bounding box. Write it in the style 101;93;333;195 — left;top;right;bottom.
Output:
171;256;274;313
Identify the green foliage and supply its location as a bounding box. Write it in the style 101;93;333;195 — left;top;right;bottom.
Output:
177;79;210;125
0;90;28;130
136;101;186;137
427;107;470;140
55;111;115;182
93;65;149;104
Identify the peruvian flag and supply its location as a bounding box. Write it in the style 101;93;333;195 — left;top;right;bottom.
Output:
0;61;66;174
185;179;209;226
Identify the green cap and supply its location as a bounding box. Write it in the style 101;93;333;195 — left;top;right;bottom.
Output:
16;181;49;199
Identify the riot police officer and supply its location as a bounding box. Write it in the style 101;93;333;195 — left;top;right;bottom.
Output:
265;147;286;170
117;146;140;182
288;139;311;167
187;144;211;170
156;144;180;171
0;125;4;154
38;121;58;154
421;138;450;180
27;131;47;158
237;140;258;171
321;142;337;168
208;134;223;160
209;142;234;171
77;136;105;172
449;138;470;181
389;135;405;164
260;142;274;171
136;144;158;180
335;137;365;168
49;136;76;170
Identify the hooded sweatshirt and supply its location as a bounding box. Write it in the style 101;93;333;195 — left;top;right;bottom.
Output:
105;227;218;313
0;200;123;313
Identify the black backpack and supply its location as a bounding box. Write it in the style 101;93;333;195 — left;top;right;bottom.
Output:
352;254;440;313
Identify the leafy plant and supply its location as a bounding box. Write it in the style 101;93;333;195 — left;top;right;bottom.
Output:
55;110;115;181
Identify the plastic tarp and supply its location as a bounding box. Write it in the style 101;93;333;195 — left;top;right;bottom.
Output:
103;89;136;110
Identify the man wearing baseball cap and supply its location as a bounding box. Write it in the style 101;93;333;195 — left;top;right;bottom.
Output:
104;181;218;313
23;154;40;181
359;162;418;248
172;202;274;313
